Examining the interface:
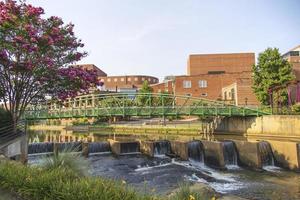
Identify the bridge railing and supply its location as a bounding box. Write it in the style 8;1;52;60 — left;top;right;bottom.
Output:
24;104;270;120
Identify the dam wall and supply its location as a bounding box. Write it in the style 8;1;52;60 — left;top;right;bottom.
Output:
216;115;300;142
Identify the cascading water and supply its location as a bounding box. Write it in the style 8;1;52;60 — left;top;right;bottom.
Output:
120;142;140;154
58;142;82;152
154;140;171;156
88;142;111;154
28;142;54;154
258;141;275;166
188;141;204;162
222;141;238;166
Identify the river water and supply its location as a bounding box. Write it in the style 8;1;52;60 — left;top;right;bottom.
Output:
28;129;300;200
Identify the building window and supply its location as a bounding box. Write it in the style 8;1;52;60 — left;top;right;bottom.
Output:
142;77;145;81
224;91;227;100
134;77;138;81
128;78;131;81
121;78;124;82
114;78;118;82
185;94;192;97
107;78;111;82
231;88;235;100
158;89;161;93
148;78;151;81
201;93;207;97
183;80;192;88
198;80;207;88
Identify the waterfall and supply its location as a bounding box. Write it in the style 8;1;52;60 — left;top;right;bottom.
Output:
188;141;204;162
258;141;274;166
58;142;82;152
28;142;54;154
120;142;140;154
222;141;238;166
154;140;171;156
88;142;111;154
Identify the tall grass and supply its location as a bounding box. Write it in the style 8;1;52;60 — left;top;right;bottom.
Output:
0;160;159;200
41;146;88;177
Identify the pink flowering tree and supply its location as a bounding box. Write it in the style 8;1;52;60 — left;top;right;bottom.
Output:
0;1;99;128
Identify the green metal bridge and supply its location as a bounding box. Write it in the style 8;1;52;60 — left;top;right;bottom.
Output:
24;93;270;120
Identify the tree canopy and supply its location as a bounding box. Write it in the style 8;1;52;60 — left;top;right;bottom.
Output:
0;0;99;124
252;47;295;105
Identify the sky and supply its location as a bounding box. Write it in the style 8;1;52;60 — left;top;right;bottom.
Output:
27;0;300;80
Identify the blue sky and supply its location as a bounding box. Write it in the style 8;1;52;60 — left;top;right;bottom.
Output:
28;0;300;80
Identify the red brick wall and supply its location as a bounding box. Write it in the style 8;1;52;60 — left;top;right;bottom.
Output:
151;81;173;93
187;53;255;76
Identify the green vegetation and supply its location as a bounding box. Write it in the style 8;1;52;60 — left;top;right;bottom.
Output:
252;48;295;105
41;148;89;177
0;160;158;200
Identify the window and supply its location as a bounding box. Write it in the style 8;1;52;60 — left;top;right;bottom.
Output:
114;78;118;82
208;71;225;74
148;78;151;81
107;78;111;82
201;93;208;97
142;77;145;81
198;80;207;88
185;94;191;97
183;80;192;88
128;78;131;81
121;78;124;82
231;88;235;100
290;51;300;56
134;77;138;81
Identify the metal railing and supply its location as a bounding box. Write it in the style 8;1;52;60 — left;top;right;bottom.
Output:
0;121;26;148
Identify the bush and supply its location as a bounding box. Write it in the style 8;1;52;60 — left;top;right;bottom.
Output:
42;148;89;177
291;103;300;114
0;160;159;200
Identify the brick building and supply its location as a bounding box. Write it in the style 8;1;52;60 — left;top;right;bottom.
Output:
152;53;259;106
75;64;159;93
99;75;159;92
283;45;300;80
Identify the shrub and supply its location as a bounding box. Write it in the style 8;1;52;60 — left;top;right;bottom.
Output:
0;160;159;200
291;103;300;114
41;148;88;177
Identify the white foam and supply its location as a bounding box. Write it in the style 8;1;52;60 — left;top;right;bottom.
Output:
134;162;172;172
263;165;282;172
185;173;245;194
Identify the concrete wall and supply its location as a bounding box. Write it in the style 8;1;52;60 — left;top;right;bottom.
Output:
108;139;121;155
140;141;155;157
170;141;189;160
233;140;261;169
269;140;300;170
201;140;225;169
216;115;300;142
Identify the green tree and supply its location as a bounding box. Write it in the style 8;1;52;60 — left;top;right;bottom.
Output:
252;48;295;105
0;1;99;131
137;80;153;105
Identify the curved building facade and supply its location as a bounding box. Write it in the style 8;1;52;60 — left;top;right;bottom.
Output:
99;75;159;92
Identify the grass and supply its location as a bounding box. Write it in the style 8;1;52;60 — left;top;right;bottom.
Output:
0;160;159;200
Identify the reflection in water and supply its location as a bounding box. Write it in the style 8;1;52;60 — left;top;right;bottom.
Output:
28;129;196;144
